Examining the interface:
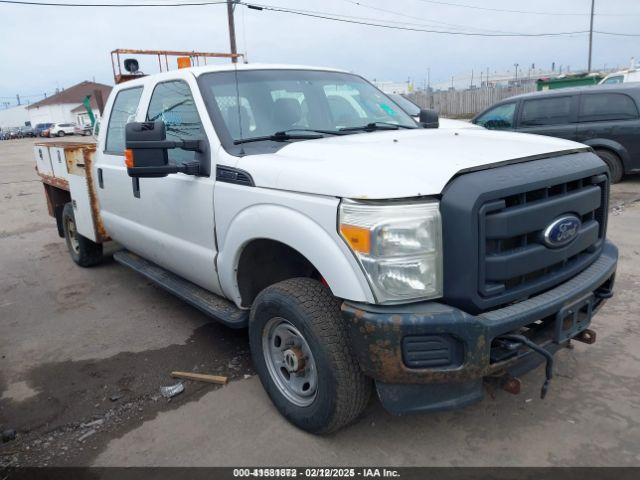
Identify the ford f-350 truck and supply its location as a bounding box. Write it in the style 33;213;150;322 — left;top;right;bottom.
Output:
35;64;617;434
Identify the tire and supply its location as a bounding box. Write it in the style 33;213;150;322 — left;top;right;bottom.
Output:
62;203;103;267
249;278;372;434
595;149;624;183
57;130;65;137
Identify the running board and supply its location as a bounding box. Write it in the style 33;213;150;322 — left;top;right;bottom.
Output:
113;250;248;328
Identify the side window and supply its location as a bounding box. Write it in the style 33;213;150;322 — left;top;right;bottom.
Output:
520;96;572;126
146;81;205;165
579;93;638;122
474;103;516;129
105;87;143;154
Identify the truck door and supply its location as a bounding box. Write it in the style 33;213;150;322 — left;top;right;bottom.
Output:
516;95;578;140
96;75;222;295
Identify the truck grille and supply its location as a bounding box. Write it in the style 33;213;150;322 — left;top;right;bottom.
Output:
479;174;608;302
440;151;609;313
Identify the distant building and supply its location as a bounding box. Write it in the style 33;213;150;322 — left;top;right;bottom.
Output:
0;105;30;129
373;81;413;95
26;81;112;126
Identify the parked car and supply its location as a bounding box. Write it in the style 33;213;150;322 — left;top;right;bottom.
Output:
472;83;640;182
49;122;77;137
8;127;23;139
599;69;640;85
20;125;35;137
74;124;92;136
0;129;8;140
388;93;483;129
35;123;54;137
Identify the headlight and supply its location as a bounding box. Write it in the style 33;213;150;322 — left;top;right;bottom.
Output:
339;199;443;303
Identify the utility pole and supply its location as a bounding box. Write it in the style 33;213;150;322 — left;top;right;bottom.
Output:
514;63;519;83
588;0;595;71
16;94;21;106
226;0;238;63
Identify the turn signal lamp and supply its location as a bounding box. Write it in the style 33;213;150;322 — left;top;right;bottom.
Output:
340;224;371;254
124;149;134;168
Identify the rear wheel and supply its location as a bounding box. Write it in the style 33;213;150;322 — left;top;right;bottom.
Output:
57;130;65;137
62;203;103;267
595;149;624;183
249;278;371;434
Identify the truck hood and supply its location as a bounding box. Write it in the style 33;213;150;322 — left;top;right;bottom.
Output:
236;128;588;199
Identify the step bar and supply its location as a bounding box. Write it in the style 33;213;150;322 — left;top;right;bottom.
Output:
113;250;248;328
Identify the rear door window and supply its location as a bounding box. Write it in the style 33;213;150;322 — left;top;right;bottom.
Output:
105;87;143;154
474;102;516;129
520;96;573;126
579;93;638;122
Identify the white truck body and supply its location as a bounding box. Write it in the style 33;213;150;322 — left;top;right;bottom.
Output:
35;63;618;433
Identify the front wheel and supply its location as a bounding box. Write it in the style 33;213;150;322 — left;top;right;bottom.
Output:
249;278;372;434
62;203;103;267
57;130;65;137
595;149;624;183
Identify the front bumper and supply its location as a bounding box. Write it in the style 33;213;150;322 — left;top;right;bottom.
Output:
341;241;618;415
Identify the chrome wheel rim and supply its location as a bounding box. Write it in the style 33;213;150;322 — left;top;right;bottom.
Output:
66;216;80;254
262;317;318;407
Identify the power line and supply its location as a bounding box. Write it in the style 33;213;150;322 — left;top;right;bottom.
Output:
337;0;522;35
411;0;639;17
0;0;226;6
594;30;640;37
240;2;589;37
3;0;640;38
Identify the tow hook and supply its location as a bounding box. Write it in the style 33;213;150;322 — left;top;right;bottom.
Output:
574;328;597;345
595;287;614;299
497;334;554;399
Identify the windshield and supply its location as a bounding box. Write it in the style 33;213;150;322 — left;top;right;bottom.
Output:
199;69;417;146
388;93;421;116
600;75;624;85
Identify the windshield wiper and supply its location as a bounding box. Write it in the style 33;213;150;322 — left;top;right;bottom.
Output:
339;121;416;132
233;130;329;145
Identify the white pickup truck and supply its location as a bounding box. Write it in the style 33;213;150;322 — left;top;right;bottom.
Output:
35;64;618;434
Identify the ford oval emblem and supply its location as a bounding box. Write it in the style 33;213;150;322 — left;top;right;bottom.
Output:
542;215;582;248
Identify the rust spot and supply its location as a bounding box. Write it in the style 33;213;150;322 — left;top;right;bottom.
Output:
38;172;69;191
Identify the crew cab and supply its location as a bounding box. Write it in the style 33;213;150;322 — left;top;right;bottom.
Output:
35;64;618;434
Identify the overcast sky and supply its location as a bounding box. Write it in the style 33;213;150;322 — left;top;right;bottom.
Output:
1;0;639;106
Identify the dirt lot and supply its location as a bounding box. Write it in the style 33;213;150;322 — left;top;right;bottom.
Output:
1;137;640;467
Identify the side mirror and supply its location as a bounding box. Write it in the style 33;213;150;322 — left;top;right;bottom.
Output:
419;109;439;129
125;121;203;178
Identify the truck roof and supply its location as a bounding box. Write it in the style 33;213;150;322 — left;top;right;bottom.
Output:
113;63;349;90
188;63;347;76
